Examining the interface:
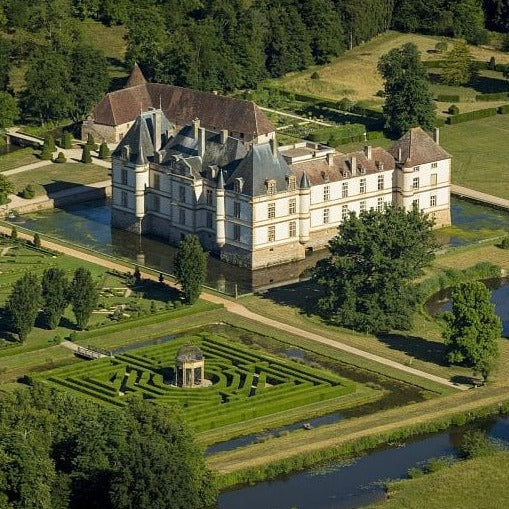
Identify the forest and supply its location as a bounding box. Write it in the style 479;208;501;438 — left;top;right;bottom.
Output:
0;0;508;124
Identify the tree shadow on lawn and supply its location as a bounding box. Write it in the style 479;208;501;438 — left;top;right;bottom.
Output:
134;278;180;303
376;331;450;367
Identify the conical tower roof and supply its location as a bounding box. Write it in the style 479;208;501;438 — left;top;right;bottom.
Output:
126;63;147;88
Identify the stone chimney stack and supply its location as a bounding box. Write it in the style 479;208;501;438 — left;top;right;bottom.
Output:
350;155;357;176
220;129;228;144
152;110;162;151
198;127;206;159
434;127;440;145
397;147;402;162
364;145;372;160
270;138;278;161
326;152;334;166
193;118;200;139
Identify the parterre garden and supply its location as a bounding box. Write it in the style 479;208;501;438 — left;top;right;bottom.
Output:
37;332;356;432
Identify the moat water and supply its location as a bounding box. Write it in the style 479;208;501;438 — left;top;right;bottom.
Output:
10;197;509;295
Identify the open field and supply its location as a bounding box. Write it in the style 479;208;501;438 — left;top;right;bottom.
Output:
275;31;509;105
37;330;363;433
7;162;110;196
370;451;509;509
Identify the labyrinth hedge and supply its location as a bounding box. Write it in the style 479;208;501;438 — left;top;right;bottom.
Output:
37;333;356;432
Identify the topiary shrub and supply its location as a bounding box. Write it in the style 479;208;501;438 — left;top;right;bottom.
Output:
33;233;41;248
43;134;56;152
310;71;320;80
500;236;509;249
40;147;53;160
10;227;17;239
54;151;66;163
448;104;460;115
86;133;98;151
20;184;36;199
488;56;496;70
61;132;72;149
81;144;92;164
98;141;110;160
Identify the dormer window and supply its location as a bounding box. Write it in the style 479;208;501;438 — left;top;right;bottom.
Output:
122;145;130;161
286;175;296;191
343;170;351;178
360;166;366;175
266;179;277;195
234;178;244;193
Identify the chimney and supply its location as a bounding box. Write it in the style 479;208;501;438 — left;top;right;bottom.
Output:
152;110;162;151
433;127;440;145
364;145;372;160
350;155;357;176
326;152;334;166
397;147;402;162
270;138;278;161
198;127;206;158
193;118;200;139
220;129;228;144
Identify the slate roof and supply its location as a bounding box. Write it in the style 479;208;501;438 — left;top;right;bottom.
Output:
112;116;155;163
388;127;450;167
91;74;275;138
226;143;292;197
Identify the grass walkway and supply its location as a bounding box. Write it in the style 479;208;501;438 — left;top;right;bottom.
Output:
207;383;509;475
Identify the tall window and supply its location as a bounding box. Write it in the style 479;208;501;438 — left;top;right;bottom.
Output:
121;191;128;208
360;200;366;213
287;175;296;191
430;173;437;186
268;202;275;219
289;221;297;238
206;212;213;228
233;224;241;241
342;182;348;198
179;186;186;203
153;173;160;190
359;178;366;194
121;169;128;186
412;198;419;209
430;195;437;207
153;195;160;212
341;204;348;219
234;179;242;193
323;185;330;201
323;208;330;224
412;177;420;190
414;166;420;172
206;189;213;205
289;198;296;215
377;197;383;212
179;209;185;225
234;201;241;218
267;180;276;195
377;175;384;190
268;225;275;242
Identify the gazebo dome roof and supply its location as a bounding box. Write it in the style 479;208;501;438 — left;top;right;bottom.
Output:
176;344;203;363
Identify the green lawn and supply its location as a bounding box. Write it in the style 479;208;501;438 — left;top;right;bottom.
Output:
0;147;40;172
370;451;509;509
440;114;509;198
7;162;110;196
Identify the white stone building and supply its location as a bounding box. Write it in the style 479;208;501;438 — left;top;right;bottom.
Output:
111;105;451;269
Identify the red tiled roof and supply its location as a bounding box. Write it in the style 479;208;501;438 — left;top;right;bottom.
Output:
125;63;147;88
91;83;275;137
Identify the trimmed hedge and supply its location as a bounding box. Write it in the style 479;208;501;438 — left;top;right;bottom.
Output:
498;104;509;114
475;92;509;101
437;94;461;102
446;107;498;124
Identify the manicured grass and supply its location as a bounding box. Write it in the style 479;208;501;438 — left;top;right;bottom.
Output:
440;114;509;198
7;162;110;196
275;31;509;104
370;451;509;509
38;331;358;432
0;147;40;172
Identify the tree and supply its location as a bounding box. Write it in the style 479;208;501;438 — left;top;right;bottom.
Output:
33;233;41;248
69;267;98;329
174;235;208;304
109;400;216;509
44;135;56;152
443;281;501;382
10;226;17;240
61;131;72;149
5;272;41;341
41;267;69;329
313;204;436;333
442;40;476;86
378;43;435;136
98;142;110;159
0;174;15;203
0;38;11;91
81;144;92;163
86;133;98;151
0;91;19;128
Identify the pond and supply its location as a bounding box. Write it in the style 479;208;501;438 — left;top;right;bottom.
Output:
216;415;509;509
426;277;509;337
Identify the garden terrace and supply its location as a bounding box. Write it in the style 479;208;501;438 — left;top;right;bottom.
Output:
37;333;357;433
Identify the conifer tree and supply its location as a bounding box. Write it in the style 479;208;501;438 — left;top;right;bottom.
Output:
69;267;99;329
98;141;110;159
174;235;208;304
81;144;92;164
41;267;69;329
5;272;41;341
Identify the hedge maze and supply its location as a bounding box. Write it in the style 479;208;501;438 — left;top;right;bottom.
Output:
40;333;356;431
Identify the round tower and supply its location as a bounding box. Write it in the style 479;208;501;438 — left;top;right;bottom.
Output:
299;172;311;243
216;170;226;248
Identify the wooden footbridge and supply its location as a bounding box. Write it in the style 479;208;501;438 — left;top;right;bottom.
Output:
75;346;113;360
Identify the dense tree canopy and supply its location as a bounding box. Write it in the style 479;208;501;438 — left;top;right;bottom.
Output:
443;281;501;382
378;43;436;136
41;268;69;329
314;205;436;333
442;40;476;86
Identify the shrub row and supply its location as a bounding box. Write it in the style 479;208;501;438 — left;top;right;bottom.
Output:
475;92;509;101
436;94;461;102
446;107;498;124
